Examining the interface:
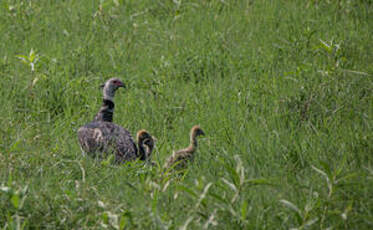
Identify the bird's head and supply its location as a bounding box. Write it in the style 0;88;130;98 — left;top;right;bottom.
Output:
137;129;152;142
191;125;205;138
100;78;125;100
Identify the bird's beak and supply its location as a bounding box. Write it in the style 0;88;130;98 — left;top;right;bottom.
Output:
99;83;105;89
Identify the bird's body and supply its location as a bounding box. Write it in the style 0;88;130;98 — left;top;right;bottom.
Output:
77;78;139;163
78;121;138;163
164;125;205;170
166;148;194;169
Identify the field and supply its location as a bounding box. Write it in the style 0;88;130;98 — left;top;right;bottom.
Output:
0;0;372;229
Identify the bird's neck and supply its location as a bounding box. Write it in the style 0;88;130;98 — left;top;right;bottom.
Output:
138;139;153;161
103;87;115;101
138;141;146;160
93;99;115;122
188;134;197;152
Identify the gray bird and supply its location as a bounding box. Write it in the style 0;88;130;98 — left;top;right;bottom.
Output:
77;78;139;163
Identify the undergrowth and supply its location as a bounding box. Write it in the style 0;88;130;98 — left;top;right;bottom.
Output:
0;0;372;229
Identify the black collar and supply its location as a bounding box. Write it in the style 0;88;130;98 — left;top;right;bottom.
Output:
103;99;115;109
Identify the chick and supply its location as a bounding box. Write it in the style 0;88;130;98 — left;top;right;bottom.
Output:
137;129;156;162
164;125;205;170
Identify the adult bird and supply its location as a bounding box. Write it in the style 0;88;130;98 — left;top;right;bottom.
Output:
77;78;138;163
164;125;205;170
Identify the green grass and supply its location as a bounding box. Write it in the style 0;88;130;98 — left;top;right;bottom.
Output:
0;0;372;229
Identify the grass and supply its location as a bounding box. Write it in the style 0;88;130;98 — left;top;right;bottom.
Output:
0;0;372;229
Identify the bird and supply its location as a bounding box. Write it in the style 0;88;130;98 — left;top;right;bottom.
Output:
136;129;156;162
164;125;205;170
77;78;139;163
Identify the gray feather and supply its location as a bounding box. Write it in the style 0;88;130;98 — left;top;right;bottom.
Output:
78;122;138;163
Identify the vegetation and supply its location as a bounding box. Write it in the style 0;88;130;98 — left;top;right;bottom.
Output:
0;0;372;229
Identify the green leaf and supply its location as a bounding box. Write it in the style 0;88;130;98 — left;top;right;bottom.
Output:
319;161;332;177
319;39;332;53
101;154;114;166
209;192;228;205
29;48;36;62
102;212;109;224
312;165;332;193
9;139;21;152
176;185;198;198
245;178;275;186
279;199;302;220
11;193;20;209
221;178;237;192
119;214;127;230
336;154;348;177
311;165;328;178
152;190;158;214
240;199;248;222
335;172;358;184
304;217;318;227
15;55;28;64
225;162;240;187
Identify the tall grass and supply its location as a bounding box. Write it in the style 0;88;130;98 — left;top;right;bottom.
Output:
0;0;372;229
